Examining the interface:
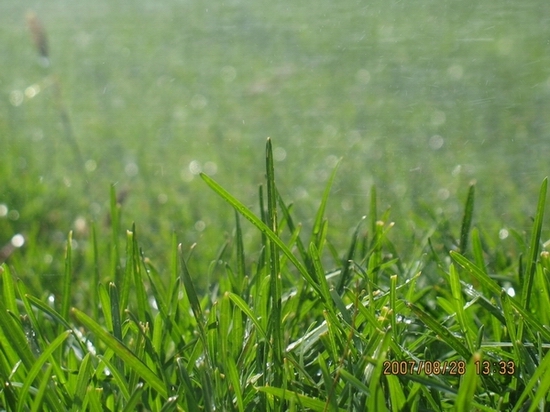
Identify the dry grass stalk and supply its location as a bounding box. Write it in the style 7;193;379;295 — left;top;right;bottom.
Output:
26;11;50;66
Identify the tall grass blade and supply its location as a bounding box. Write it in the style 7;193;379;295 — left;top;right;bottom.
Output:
449;264;474;352
265;138;283;393
450;251;501;296
312;157;340;242
131;226;148;320
71;308;167;398
30;364;56;412
511;344;550;412
178;244;203;323
176;358;200;412
0;307;36;370
337;217;365;293
256;386;346;412
370;185;377;235
521;177;547;311
109;185;122;287
471;228;486;274
72;353;93;411
406;302;471;359
455;352;480;411
18;330;71;412
109;283;123;342
235;210;246;284
1;265;18;315
61;231;73;323
459;184;475;254
200;172;322;298
122;383;146;412
91;221;100;320
227;292;268;341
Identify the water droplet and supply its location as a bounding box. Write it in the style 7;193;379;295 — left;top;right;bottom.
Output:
429;135;444;150
85;159;97;172
195;220;206;232
499;229;509;240
189;160;202;175
11;234;25;248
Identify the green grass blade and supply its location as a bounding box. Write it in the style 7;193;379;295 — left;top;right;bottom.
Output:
132;226;149;320
91;221;100;320
25;295;77;340
336;216;365;293
30;364;56;412
109;283;123;342
265;138;283;392
178;244;203;322
312;156;341;241
455;352;480;411
96;354;131;401
122;383;146;412
1;265;18;315
235;210;246;284
61;231;73;323
72;353;93;411
511;345;550;411
119;229;133;314
276;192;309;268
450;251;502;296
176;358;200;412
308;242;333;310
71;308;167;399
256;386;346;412
18;330;71;412
406;302;471;359
226;292;268;341
370;185;378;235
367;331;391;412
449;263;474;352
521;177;547;312
386;374;406;412
339;368;370;396
471;227;487;274
390;275;398;340
0;309;37;370
110;184;122;285
453;251;550;341
459;184;475;254
98;283;113;332
200;172;322;297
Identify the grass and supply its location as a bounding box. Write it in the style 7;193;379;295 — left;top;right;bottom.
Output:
0;139;549;410
1;0;550;410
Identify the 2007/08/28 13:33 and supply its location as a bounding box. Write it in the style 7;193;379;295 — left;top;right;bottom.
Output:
383;360;516;376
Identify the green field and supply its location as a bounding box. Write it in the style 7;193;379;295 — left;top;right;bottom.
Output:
1;0;550;410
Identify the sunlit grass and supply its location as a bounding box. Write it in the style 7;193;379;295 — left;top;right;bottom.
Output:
1;139;549;410
1;1;550;410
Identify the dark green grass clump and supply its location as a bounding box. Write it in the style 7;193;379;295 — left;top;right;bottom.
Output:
1;139;549;411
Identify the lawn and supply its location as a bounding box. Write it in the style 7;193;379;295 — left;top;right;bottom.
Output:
1;0;550;410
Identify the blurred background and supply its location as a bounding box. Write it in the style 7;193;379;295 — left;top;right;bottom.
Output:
1;0;549;292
